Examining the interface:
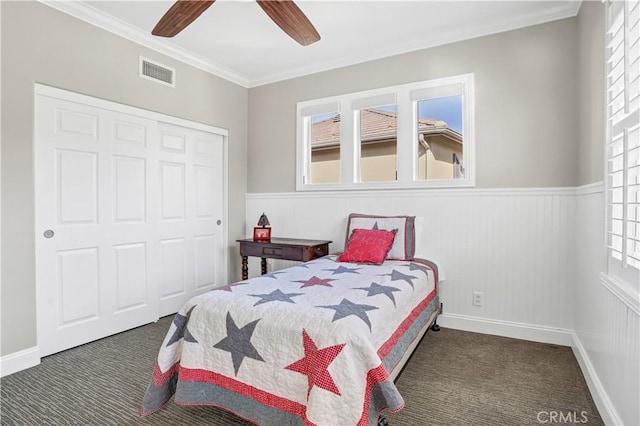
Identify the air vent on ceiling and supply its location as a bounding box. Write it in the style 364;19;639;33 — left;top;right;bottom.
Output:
139;57;175;88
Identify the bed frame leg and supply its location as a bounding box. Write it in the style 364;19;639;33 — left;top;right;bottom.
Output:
430;302;442;332
378;415;389;426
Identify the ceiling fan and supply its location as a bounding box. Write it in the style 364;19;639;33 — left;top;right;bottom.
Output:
152;0;321;46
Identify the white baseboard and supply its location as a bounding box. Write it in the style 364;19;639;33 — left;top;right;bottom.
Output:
571;332;622;426
0;346;40;377
438;313;573;346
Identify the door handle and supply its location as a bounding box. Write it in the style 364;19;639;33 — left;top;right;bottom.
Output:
43;229;55;238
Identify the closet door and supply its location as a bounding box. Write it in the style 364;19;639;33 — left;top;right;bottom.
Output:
156;123;225;316
35;88;226;356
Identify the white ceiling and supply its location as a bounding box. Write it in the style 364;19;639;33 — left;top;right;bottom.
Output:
44;0;582;88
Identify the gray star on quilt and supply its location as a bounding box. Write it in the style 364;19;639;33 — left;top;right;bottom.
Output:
380;269;418;288
356;282;401;307
318;298;378;331
263;271;286;279
293;263;310;269
214;312;264;375
407;262;430;276
324;265;362;275
166;305;198;347
248;289;304;306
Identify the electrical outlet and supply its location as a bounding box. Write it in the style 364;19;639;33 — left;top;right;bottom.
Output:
472;291;484;307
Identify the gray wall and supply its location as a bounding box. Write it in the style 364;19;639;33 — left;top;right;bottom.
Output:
0;1;248;356
578;0;605;184
248;17;581;192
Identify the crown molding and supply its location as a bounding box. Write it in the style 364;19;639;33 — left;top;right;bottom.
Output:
38;0;251;88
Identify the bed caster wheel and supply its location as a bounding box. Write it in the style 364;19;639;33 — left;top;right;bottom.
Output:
430;323;440;332
378;415;389;426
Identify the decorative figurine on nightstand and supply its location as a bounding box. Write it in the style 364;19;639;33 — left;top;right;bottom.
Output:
253;212;271;242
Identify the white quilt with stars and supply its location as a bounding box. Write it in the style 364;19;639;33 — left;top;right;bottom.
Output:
142;255;439;426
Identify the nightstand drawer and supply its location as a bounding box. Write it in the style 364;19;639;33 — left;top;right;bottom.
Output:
262;246;307;261
262;246;284;257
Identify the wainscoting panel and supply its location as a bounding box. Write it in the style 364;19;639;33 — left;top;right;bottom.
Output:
246;188;575;331
572;187;640;426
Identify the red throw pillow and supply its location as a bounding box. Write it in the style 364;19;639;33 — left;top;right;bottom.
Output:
338;228;397;265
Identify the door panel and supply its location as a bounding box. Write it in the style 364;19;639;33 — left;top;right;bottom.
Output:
159;162;186;220
195;234;216;289
160;132;186;153
114;242;147;311
113;156;146;223
113;119;147;146
57;247;100;325
55;108;99;140
57;150;99;225
160;237;187;299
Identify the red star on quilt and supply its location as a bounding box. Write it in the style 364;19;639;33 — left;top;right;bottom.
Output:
294;276;336;288
285;329;345;397
213;284;235;292
212;282;248;292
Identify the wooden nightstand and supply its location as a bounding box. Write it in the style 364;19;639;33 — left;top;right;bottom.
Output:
237;237;332;280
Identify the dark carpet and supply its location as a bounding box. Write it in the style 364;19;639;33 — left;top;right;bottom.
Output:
0;316;602;425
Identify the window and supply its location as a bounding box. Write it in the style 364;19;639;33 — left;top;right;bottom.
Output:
309;111;341;184
604;0;640;290
296;74;474;190
358;104;398;182
413;84;465;181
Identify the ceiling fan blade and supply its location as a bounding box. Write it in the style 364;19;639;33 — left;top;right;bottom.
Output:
256;0;321;46
152;0;215;37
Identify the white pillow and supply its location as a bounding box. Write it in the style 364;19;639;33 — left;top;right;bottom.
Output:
345;213;416;260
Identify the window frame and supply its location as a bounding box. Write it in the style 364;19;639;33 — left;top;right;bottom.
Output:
603;0;640;299
296;74;475;191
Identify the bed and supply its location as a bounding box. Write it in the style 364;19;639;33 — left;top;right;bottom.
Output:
141;214;441;425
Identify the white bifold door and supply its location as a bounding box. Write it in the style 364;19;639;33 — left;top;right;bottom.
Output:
35;86;227;357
